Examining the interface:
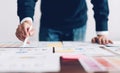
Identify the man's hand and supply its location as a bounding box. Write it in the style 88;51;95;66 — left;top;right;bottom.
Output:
91;35;113;45
15;20;35;42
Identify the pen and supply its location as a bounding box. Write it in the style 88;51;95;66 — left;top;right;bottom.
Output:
53;47;55;53
23;25;32;47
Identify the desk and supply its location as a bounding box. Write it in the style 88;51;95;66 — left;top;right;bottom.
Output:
0;42;120;73
47;41;120;73
58;58;87;73
49;57;108;73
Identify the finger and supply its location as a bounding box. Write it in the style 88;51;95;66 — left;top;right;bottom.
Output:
15;29;19;38
97;37;102;44
16;33;20;40
108;40;113;44
16;34;24;41
101;37;109;45
18;32;26;41
17;25;24;36
101;38;107;45
29;28;35;36
101;39;105;45
16;25;27;42
105;39;109;44
16;26;27;41
16;28;23;41
17;26;26;40
22;24;29;38
91;38;96;43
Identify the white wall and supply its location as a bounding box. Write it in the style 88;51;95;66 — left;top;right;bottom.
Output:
0;0;120;42
0;0;40;42
0;0;19;42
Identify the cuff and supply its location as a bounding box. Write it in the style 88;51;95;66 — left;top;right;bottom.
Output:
21;17;33;24
96;31;108;36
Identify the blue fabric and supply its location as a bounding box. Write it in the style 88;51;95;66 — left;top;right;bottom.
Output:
17;0;109;41
39;25;87;41
17;0;109;31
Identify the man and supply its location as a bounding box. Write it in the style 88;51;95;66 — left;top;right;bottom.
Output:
16;0;112;44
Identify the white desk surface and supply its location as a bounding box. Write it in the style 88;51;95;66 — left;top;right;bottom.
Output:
0;41;120;73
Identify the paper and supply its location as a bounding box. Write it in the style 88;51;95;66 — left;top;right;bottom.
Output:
93;57;115;70
62;41;101;47
61;54;82;59
78;46;115;56
78;55;106;72
55;46;114;56
104;56;120;69
39;41;63;48
105;43;120;47
0;47;60;72
0;42;38;48
0;42;22;48
79;55;120;72
103;47;120;55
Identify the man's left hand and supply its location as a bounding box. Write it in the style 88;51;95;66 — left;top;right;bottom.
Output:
91;35;113;45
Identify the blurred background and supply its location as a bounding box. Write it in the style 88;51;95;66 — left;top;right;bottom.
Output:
0;0;120;42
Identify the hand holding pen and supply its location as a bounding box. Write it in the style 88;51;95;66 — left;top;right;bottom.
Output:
15;20;35;44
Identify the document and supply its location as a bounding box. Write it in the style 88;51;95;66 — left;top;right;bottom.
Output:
0;47;60;72
104;41;120;55
79;55;120;72
0;42;38;48
55;46;114;56
39;41;63;48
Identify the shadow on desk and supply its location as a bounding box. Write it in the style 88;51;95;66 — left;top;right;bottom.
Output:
48;57;108;73
60;58;86;73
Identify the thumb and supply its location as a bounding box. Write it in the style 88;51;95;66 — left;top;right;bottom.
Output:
109;40;113;44
23;23;31;38
29;28;35;36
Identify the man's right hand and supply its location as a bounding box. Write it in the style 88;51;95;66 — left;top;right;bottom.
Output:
15;20;35;42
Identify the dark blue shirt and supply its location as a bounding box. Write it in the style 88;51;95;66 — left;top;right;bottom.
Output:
17;0;109;31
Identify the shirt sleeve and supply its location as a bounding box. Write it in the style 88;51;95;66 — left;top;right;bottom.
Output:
21;17;33;24
96;31;108;36
91;0;109;31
